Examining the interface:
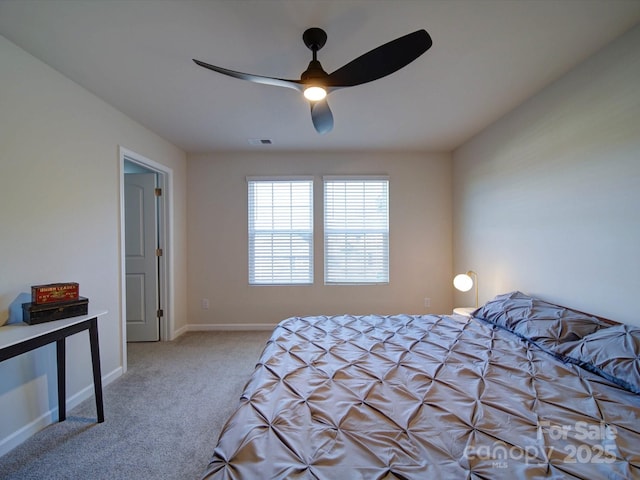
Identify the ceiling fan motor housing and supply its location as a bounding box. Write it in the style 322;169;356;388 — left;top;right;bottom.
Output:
301;60;328;82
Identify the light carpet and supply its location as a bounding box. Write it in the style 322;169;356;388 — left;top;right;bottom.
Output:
0;330;271;480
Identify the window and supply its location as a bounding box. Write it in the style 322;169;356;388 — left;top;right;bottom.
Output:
248;177;313;285
324;176;389;284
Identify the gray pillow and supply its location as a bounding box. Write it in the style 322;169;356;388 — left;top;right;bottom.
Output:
560;324;640;394
473;291;607;350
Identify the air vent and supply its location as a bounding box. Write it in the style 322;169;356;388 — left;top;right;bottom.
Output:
248;138;273;145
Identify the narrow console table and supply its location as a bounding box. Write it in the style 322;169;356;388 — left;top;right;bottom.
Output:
0;309;108;423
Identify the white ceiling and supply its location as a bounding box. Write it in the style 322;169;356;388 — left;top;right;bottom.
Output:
1;0;639;153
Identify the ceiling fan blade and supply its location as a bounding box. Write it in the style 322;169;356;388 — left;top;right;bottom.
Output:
325;29;432;88
310;99;333;134
193;59;303;92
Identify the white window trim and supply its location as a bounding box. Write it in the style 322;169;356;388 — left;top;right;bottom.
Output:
322;175;389;181
246;175;314;183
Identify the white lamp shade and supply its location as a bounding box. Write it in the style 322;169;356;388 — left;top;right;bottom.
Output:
453;273;473;292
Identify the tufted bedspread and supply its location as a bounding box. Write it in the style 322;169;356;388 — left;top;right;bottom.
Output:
202;314;640;479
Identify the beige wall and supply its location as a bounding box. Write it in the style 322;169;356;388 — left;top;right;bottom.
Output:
452;25;640;324
187;151;453;327
0;35;187;453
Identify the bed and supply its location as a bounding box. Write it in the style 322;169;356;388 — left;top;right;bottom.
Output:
202;292;640;479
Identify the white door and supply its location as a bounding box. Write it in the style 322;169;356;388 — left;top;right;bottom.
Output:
125;173;160;342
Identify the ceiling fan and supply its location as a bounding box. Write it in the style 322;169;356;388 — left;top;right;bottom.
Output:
193;27;432;134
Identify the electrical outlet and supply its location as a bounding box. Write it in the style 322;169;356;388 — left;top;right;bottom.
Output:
423;297;431;308
201;298;210;310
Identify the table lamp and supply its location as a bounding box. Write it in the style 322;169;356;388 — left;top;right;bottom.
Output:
453;270;478;308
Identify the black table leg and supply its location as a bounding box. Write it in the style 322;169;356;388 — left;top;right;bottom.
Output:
1;315;105;425
88;318;104;423
56;338;66;422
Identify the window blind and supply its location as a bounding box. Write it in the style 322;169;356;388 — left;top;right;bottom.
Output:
324;176;389;284
248;177;313;285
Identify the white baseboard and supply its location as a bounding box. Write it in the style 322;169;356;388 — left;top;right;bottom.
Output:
0;366;123;457
171;323;189;339
184;323;277;332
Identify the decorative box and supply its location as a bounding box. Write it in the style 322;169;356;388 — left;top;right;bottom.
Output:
22;297;89;325
31;282;79;304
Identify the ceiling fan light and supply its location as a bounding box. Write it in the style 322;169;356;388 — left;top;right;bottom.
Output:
304;86;327;101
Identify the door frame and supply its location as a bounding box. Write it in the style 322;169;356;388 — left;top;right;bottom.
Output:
118;146;174;372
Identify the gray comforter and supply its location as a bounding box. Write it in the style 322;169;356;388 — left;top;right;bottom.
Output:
202;311;640;479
